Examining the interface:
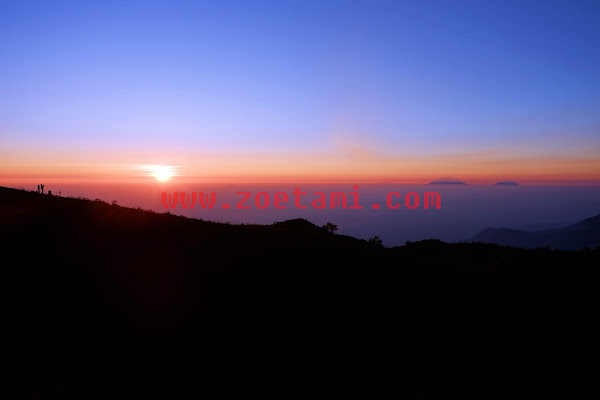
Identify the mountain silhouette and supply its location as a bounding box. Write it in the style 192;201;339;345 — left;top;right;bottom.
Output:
428;176;467;184
2;186;598;397
495;180;519;185
470;214;600;250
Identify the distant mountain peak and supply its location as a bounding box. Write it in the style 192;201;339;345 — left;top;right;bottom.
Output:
495;180;519;185
428;177;467;184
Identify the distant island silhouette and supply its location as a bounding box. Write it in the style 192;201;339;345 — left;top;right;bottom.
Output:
2;185;598;397
495;180;519;185
428;176;467;184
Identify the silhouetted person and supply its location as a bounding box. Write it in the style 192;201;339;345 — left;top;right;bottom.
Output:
37;184;40;193
41;184;44;194
48;190;52;196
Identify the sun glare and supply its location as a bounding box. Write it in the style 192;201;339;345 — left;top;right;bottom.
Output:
145;165;176;182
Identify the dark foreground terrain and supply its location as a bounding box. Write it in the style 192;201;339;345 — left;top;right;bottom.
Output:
2;186;598;398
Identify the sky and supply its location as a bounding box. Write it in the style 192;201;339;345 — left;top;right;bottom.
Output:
1;0;600;184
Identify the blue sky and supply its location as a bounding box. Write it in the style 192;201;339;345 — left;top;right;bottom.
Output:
1;0;599;182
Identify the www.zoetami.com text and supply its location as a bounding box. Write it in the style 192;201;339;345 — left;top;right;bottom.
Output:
161;186;441;210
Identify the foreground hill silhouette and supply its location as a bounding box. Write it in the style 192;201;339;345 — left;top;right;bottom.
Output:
470;214;600;250
2;186;598;397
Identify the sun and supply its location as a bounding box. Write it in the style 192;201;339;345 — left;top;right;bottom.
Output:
148;165;175;182
137;164;180;182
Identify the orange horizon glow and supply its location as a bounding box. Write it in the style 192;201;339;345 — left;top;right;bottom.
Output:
1;166;599;186
1;144;599;186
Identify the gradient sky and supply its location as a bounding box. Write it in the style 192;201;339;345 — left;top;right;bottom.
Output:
1;0;599;184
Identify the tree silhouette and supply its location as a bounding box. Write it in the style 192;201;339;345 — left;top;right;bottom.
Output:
322;222;338;233
367;236;383;247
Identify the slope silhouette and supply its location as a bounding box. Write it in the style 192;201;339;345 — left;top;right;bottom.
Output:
470;214;600;250
2;186;598;397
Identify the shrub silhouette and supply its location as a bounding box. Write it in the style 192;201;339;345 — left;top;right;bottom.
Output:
367;236;383;247
322;222;338;233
